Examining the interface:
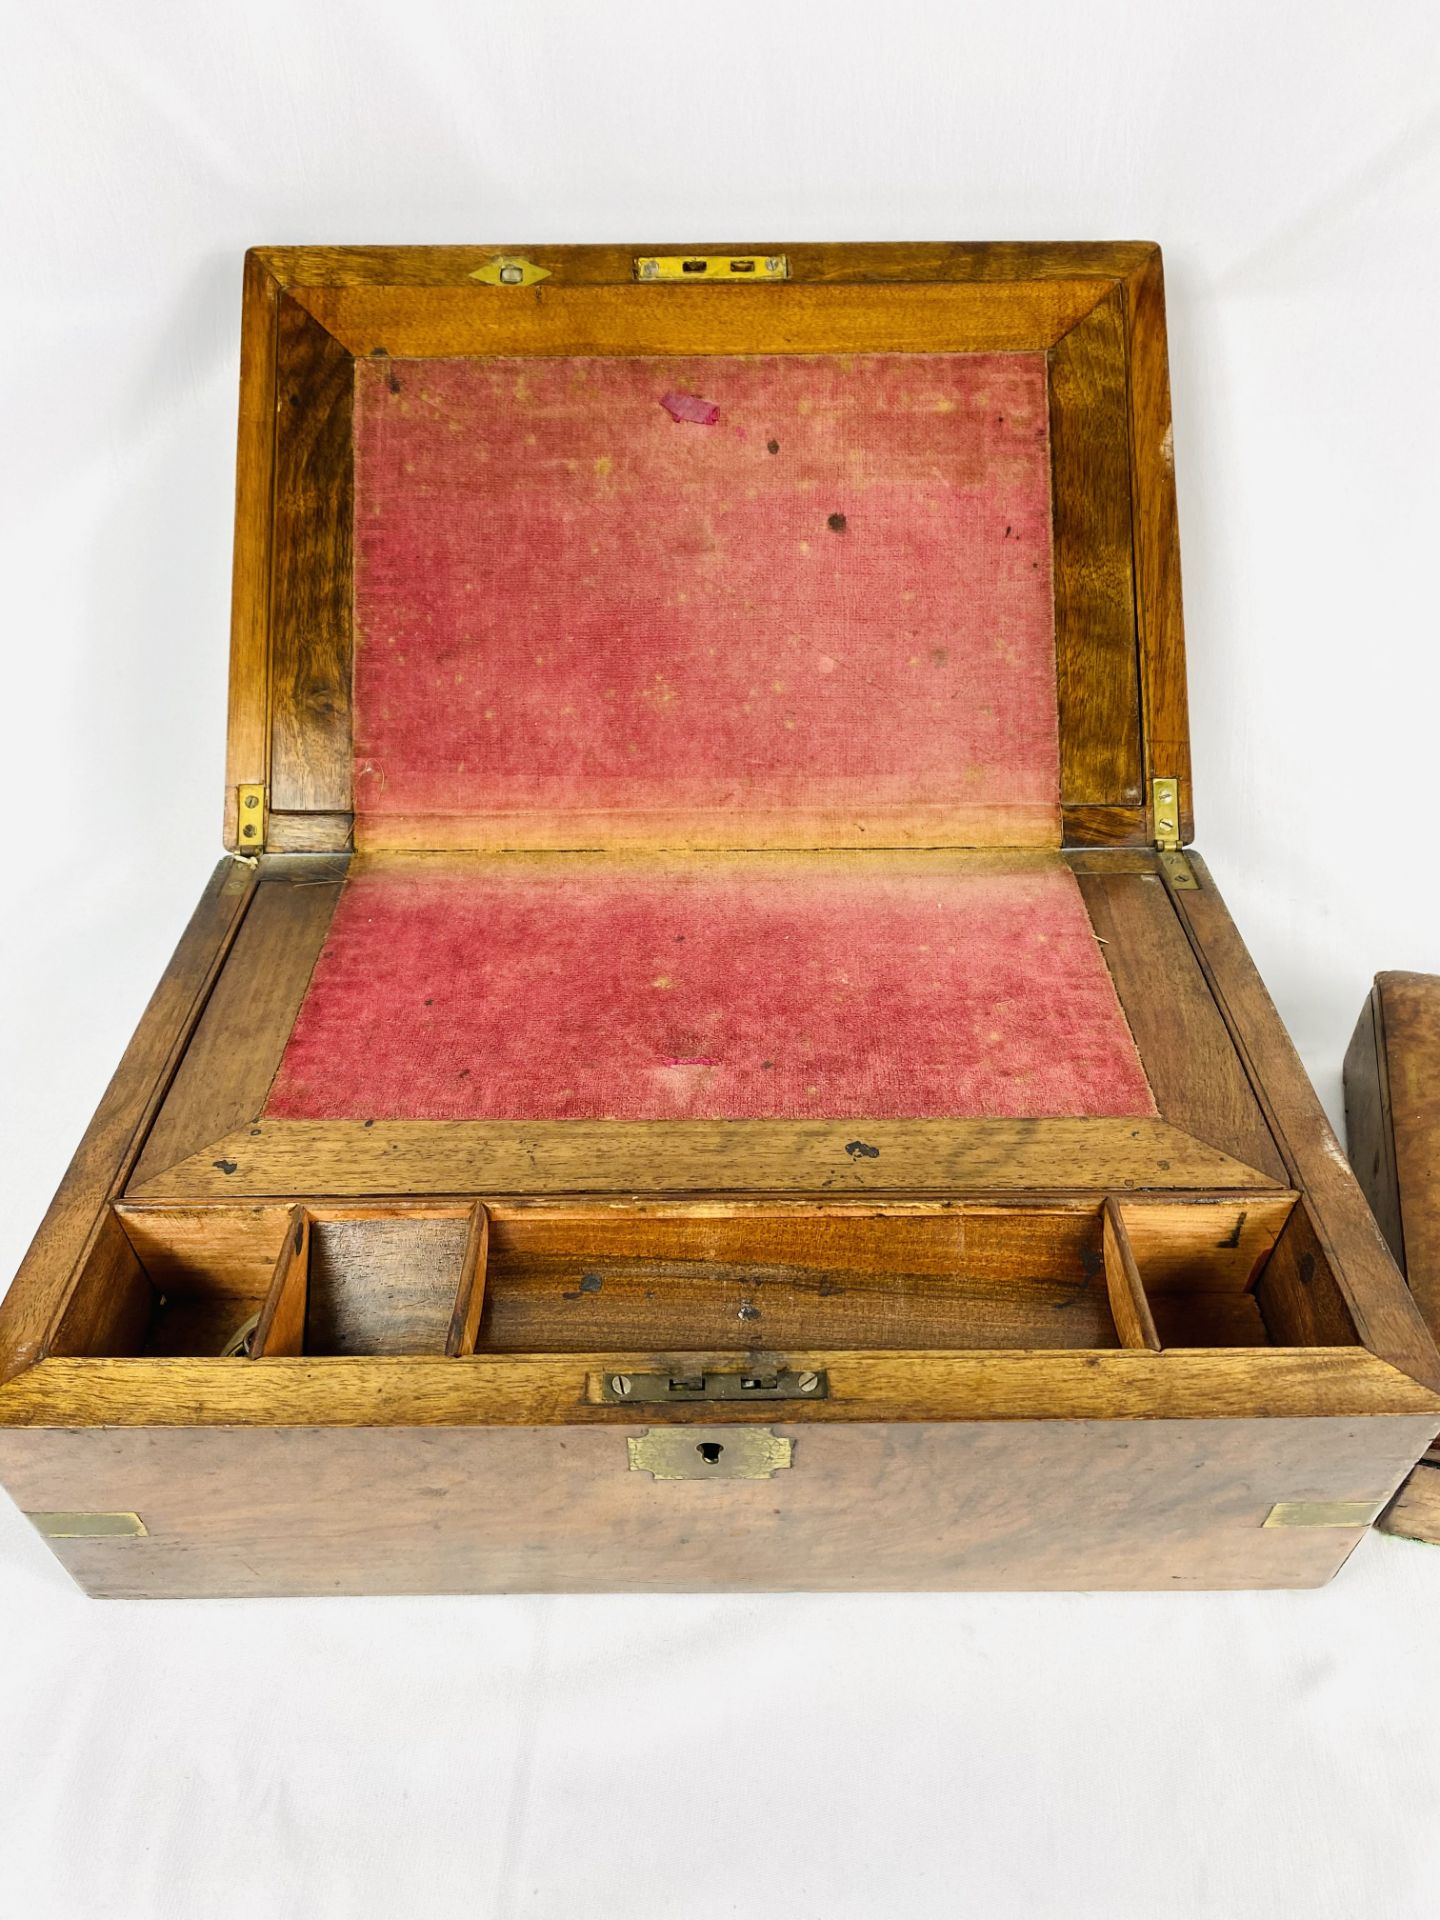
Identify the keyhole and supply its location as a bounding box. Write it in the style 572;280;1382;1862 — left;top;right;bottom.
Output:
696;1441;724;1465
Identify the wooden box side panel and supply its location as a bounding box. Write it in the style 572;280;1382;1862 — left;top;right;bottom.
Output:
1366;974;1440;1328
2;1415;1431;1598
1180;864;1440;1393
0;861;257;1385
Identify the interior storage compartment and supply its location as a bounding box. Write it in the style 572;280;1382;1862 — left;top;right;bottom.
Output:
49;1192;1358;1361
51;1204;488;1359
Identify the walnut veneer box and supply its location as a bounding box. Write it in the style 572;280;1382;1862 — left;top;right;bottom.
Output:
3;243;1437;1597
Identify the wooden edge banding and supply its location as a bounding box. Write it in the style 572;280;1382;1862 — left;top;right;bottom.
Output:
268;295;355;816
1049;285;1143;815
288;277;1113;363
0;862;258;1385
1063;806;1147;848
268;811;354;854
1;1347;1434;1431
250;1208;310;1359
125;1116;1285;1203
1121;248;1192;841
127;863;348;1192
226;252;283;848
445;1204;491;1357
1174;856;1440;1395
253;242;1158;292
1102;1199;1162;1351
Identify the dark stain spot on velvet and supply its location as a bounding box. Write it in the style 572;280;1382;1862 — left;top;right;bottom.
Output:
827;512;847;533
424;997;433;1006
767;438;781;455
761;1059;775;1070
213;1159;238;1175
845;1138;880;1159
738;1303;761;1321
1005;525;1012;538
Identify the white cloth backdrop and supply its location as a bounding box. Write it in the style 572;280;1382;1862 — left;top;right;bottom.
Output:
2;3;1439;1915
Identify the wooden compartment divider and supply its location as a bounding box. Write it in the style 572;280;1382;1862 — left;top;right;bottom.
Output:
445;1204;491;1358
1102;1198;1162;1351
249;1206;310;1358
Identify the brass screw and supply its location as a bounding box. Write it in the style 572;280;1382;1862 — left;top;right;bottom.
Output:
243;793;259;807
611;1374;632;1397
798;1371;819;1393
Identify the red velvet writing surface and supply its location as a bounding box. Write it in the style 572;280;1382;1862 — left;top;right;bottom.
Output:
266;857;1154;1123
351;352;1058;849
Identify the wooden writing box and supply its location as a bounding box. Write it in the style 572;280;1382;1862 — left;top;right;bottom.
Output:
3;242;1437;1596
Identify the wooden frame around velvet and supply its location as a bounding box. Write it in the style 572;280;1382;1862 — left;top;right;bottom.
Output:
224;242;1190;855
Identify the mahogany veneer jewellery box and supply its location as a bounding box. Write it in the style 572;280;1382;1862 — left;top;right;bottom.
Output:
2;242;1437;1597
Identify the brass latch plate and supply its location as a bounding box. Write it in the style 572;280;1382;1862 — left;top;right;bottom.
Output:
469;256;550;287
595;1367;826;1405
1262;1500;1386;1529
635;254;788;282
628;1428;792;1480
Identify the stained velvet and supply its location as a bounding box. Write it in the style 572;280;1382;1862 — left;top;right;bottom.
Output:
265;858;1156;1123
350;352;1060;847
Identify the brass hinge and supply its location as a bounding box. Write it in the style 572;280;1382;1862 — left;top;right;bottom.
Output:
1152;776;1182;851
1151;776;1198;889
236;783;266;852
635;254;789;282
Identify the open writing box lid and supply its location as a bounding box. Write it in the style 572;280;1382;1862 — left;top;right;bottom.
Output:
225;242;1191;861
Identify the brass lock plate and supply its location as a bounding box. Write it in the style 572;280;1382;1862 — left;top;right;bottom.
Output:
635;254;788;282
628;1428;792;1480
594;1367;826;1405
